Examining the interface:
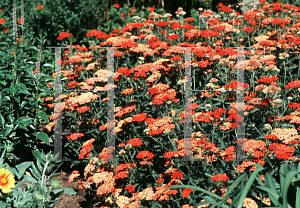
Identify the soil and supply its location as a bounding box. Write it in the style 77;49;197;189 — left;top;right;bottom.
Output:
53;170;87;208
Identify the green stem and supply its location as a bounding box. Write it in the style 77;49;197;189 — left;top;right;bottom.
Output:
41;161;49;187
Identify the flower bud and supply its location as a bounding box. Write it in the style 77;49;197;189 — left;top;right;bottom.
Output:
273;99;282;104
125;144;132;149
163;129;171;135
205;104;212;108
264;124;272;130
132;16;141;20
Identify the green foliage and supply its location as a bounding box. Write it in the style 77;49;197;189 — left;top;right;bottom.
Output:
0;14;53;161
0;147;76;208
154;162;300;207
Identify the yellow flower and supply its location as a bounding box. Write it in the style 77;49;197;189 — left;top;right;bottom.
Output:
0;168;15;193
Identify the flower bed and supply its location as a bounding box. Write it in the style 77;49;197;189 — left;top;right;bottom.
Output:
1;0;300;207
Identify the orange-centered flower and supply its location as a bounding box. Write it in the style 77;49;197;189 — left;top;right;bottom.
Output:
0;168;15;193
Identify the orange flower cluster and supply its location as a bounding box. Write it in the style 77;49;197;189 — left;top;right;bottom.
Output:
136;150;155;165
66;133;84;141
181;188;193;198
269;143;296;160
121;87;135;95
269;128;300;144
57;32;73;41
146;116;175;136
129;43;156;57
115;105;136;117
65;92;99;106
68;171;80;184
211;173;229;182
243;139;267;152
126;137;143;147
86;30;109;39
79;138;95;159
235;161;256;173
76;106;90;113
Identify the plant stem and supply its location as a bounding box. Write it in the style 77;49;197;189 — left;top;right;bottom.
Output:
41;161;49;187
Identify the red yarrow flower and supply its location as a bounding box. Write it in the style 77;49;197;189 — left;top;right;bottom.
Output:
114;171;128;179
77;106;90;114
132;112;147;122
125;185;135;193
171;171;183;180
0;18;5;25
57;32;73;41
182;188;193;198
126;137;143;147
211;173;229;182
66;133;85;141
136;151;154;159
79;138;95;159
37;5;43;10
114;4;120;9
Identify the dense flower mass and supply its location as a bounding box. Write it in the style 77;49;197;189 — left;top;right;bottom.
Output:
36;1;300;207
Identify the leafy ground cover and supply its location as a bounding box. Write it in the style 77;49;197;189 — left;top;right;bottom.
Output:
2;0;300;207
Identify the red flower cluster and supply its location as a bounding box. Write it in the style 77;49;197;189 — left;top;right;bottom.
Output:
156;21;170;27
126;137;143;147
114;171;128;179
86;30;109;39
181;188;193;198
67;81;79;88
79;138;95;159
265;134;279;140
211;173;229;182
163;151;179;159
269;143;295;160
171;171;183;180
167;34;180;41
136;151;154;159
57;32;73;40
125;185;135;193
66;133;85;141
258;76;279;84
132;112;147;122
285;80;300;89
0;18;5;25
76;106;90;114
